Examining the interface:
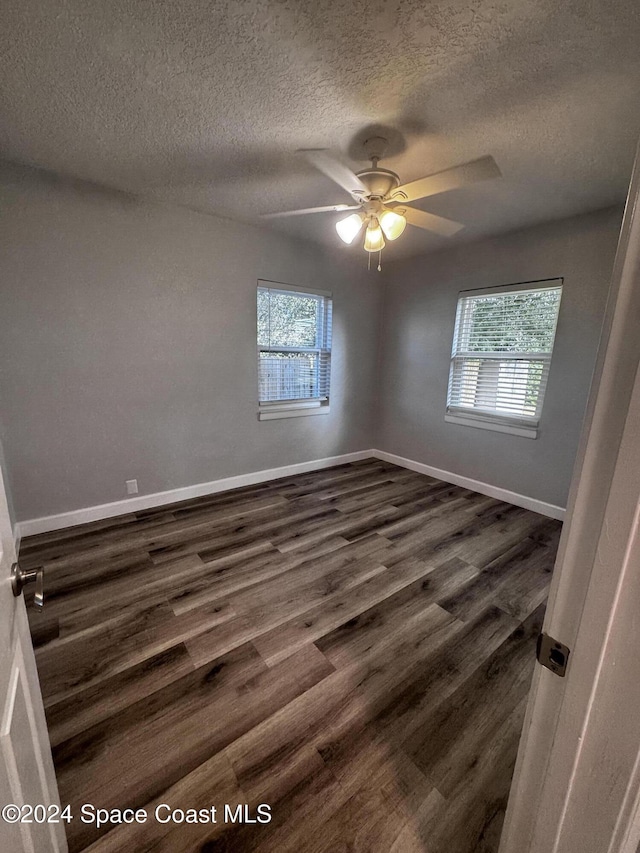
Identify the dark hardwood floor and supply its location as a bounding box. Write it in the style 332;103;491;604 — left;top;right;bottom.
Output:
21;459;561;853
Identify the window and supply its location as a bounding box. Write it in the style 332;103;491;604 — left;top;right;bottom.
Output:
257;281;332;420
446;280;562;438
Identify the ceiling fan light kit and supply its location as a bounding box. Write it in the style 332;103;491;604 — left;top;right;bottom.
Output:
262;135;501;270
363;219;385;253
335;212;365;244
378;209;407;240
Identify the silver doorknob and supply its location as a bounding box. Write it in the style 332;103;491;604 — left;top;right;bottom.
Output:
11;563;45;609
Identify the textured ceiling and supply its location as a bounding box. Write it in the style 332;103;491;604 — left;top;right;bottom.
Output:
1;0;639;259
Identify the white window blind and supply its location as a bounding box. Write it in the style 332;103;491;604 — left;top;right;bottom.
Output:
257;283;332;407
447;281;562;430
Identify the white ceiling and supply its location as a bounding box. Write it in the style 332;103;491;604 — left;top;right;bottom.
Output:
1;0;639;259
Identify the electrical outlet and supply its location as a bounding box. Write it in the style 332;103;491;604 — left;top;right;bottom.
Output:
126;479;138;495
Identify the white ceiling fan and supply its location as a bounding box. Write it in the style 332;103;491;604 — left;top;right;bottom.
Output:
261;136;501;264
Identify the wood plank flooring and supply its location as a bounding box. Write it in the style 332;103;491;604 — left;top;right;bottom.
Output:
21;459;561;853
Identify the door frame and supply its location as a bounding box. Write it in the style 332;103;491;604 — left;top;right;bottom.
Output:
500;142;640;852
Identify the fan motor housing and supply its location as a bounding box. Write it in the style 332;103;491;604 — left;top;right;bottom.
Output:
356;168;400;199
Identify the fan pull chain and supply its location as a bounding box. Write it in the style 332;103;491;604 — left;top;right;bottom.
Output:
378;249;382;272
368;252;371;271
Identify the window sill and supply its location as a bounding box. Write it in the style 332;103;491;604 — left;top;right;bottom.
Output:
445;412;538;439
258;402;330;421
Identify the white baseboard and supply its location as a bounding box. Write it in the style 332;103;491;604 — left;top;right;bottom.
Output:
372;449;565;520
16;450;375;538
16;446;565;539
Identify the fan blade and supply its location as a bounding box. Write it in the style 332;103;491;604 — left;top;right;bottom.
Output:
390;155;501;203
298;149;369;198
261;204;360;219
394;205;464;237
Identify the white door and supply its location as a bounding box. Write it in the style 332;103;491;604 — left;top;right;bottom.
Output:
0;455;67;852
500;143;640;852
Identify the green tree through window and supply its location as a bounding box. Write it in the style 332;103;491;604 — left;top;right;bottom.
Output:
448;282;562;430
258;285;332;406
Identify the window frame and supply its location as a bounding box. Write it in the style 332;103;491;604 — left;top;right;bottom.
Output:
445;279;563;439
257;280;333;421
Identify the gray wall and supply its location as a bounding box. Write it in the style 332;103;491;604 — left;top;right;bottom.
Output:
0;163;380;521
376;207;622;509
0;161;622;522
